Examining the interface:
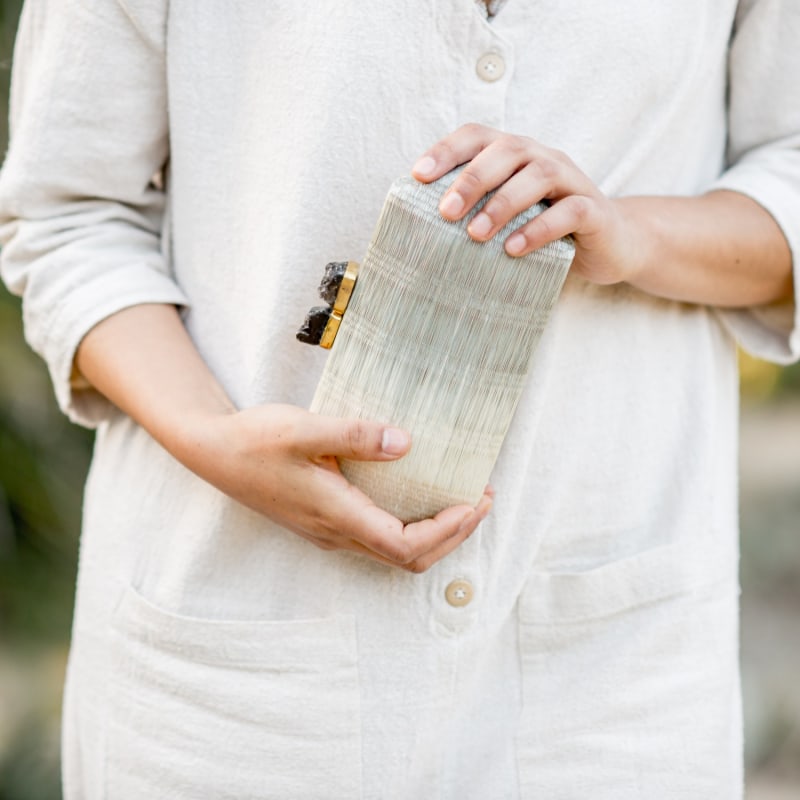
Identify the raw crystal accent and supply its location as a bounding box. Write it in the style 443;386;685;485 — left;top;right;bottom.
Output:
318;261;348;305
296;305;331;345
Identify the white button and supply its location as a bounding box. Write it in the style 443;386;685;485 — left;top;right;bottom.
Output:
476;52;506;83
445;579;475;607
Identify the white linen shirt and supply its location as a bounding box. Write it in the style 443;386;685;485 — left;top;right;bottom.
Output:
1;1;799;798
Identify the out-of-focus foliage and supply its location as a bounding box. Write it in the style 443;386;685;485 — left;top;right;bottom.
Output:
740;349;800;404
0;4;89;799
0;288;92;641
0;0;89;643
0;0;23;149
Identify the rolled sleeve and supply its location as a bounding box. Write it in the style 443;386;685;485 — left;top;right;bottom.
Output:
708;0;800;364
0;0;187;427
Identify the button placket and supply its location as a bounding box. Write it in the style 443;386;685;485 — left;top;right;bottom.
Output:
445;579;475;608
476;52;506;83
426;526;483;634
464;10;513;131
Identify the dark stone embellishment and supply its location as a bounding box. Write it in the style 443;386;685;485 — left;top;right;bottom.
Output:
296;305;332;345
318;261;348;305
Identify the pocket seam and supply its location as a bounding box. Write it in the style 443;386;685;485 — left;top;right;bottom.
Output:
111;584;358;667
519;537;736;625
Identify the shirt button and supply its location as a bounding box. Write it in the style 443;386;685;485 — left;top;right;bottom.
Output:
476;52;506;82
445;579;475;607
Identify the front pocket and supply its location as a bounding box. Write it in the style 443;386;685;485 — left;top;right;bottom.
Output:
516;537;741;798
519;536;732;625
104;586;362;800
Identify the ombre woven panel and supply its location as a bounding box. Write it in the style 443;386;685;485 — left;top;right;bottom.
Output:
311;168;574;522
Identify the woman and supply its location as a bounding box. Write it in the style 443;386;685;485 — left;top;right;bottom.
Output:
1;1;797;797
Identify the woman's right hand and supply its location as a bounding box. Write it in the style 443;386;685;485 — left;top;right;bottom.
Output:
75;304;491;572
176;404;493;572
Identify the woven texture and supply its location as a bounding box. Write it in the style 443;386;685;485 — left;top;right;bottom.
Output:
311;169;574;522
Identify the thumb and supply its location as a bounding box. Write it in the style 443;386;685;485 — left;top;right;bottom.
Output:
302;414;411;461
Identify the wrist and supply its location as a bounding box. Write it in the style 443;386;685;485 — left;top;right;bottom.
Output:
611;196;656;288
159;401;239;481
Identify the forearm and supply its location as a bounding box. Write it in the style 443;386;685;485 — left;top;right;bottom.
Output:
74;303;236;460
618;190;794;308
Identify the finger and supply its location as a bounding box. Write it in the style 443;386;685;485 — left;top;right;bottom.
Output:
462;158;562;239
296;468;426;565
342;496;489;571
348;486;494;572
399;490;494;573
338;539;414;569
411;123;501;183
468;152;599;242
437;137;534;223
394;490;493;567
299;530;401;567
294;413;411;461
292;483;412;565
292;527;409;571
328;492;476;566
299;475;492;569
363;502;476;565
344;524;472;572
505;194;598;257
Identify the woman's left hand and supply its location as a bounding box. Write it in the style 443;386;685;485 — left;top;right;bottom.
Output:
412;123;794;307
411;124;636;286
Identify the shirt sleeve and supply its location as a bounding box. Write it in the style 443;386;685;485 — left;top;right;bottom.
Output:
708;0;800;365
0;0;188;428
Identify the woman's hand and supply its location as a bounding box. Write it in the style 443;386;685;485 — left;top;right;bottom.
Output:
178;403;493;573
75;304;492;573
411;123;793;307
412;123;635;286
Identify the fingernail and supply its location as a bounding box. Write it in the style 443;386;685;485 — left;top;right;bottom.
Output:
412;155;437;177
439;191;465;218
382;427;410;455
468;212;493;239
505;232;526;255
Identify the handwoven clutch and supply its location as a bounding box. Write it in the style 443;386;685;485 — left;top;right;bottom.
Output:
301;168;574;522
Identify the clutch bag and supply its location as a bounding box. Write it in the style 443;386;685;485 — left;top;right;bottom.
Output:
298;168;574;522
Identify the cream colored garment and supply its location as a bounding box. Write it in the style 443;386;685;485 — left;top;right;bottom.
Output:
1;1;799;798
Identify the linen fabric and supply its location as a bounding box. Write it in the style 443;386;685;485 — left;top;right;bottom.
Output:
1;1;799;798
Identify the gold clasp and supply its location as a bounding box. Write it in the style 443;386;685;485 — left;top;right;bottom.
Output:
320;261;359;349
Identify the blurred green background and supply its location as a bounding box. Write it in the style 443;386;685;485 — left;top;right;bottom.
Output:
0;2;798;798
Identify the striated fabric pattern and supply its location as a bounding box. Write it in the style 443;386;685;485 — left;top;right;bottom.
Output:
0;1;798;798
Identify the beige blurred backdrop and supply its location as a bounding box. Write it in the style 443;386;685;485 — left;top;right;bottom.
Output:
0;3;798;798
